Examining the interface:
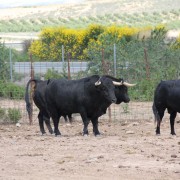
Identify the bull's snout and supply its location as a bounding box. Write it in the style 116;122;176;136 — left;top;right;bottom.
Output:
125;97;130;103
111;98;117;103
124;97;130;103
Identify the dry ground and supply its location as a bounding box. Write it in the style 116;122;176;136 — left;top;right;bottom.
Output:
0;117;180;180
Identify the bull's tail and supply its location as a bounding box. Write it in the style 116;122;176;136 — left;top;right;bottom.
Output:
152;102;160;125
24;79;37;121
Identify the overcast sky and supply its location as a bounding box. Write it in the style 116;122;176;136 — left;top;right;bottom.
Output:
0;0;83;8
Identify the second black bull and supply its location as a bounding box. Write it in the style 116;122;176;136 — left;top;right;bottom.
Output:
25;79;72;135
45;75;135;136
153;79;180;135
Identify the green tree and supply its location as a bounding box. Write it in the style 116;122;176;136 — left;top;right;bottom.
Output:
0;41;10;82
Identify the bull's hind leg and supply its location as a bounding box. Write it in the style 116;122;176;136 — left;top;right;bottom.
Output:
43;114;53;134
63;115;73;124
38;111;46;135
156;108;165;135
91;118;100;136
52;116;61;136
170;112;177;135
48;107;61;136
63;115;68;123
68;114;73;123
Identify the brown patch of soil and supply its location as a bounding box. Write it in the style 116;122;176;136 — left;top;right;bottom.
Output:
0;118;179;180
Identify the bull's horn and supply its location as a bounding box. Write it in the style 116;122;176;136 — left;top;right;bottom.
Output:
113;81;123;86
95;80;101;86
123;82;136;87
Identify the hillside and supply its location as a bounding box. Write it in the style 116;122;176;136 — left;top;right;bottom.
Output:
0;0;180;20
0;0;180;42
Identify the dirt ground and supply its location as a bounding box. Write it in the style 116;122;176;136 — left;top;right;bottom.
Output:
0;117;180;180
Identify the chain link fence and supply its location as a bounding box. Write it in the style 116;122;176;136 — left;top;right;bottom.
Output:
0;41;180;124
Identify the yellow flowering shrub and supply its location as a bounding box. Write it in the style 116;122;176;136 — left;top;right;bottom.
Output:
29;24;165;61
172;35;180;49
98;25;139;46
30;27;80;60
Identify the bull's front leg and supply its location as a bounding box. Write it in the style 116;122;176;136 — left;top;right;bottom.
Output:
91;118;100;136
80;112;90;136
156;122;161;135
170;112;177;135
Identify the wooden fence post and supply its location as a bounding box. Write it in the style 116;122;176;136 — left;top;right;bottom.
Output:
144;48;150;80
102;48;112;122
67;52;71;80
29;53;34;125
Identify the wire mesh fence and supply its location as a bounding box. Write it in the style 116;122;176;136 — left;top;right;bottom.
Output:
0;41;179;125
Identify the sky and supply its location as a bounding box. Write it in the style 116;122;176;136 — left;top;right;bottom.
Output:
0;0;84;8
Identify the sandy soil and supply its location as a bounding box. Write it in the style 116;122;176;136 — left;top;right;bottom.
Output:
0;117;180;180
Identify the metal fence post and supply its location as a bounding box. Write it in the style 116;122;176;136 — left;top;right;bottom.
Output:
114;43;117;77
144;48;150;80
29;53;34;125
62;45;64;63
101;48;112;122
67;52;71;80
9;45;13;82
101;48;105;74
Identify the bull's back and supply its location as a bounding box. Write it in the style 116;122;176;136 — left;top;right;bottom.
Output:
46;79;85;113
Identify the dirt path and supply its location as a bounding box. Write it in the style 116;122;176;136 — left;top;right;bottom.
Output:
0;119;180;180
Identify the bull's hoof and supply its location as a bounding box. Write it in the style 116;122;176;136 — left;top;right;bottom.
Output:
156;130;160;135
93;130;101;136
171;132;176;135
156;131;160;136
95;134;101;137
83;132;89;136
55;131;61;136
49;130;54;134
55;134;61;137
41;132;46;135
83;134;89;137
94;132;101;136
83;130;89;136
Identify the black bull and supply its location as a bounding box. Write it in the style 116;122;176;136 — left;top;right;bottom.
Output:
153;79;180;135
45;75;135;136
25;79;72;135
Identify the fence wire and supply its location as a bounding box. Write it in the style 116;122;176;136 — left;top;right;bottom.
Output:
0;42;179;124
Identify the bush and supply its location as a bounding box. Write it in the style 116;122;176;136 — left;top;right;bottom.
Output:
0;107;7;122
13;72;24;81
7;108;22;123
0;82;25;99
44;68;68;79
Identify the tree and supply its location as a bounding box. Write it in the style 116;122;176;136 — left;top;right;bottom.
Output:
0;41;10;82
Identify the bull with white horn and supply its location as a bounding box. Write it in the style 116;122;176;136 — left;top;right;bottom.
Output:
103;75;136;104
